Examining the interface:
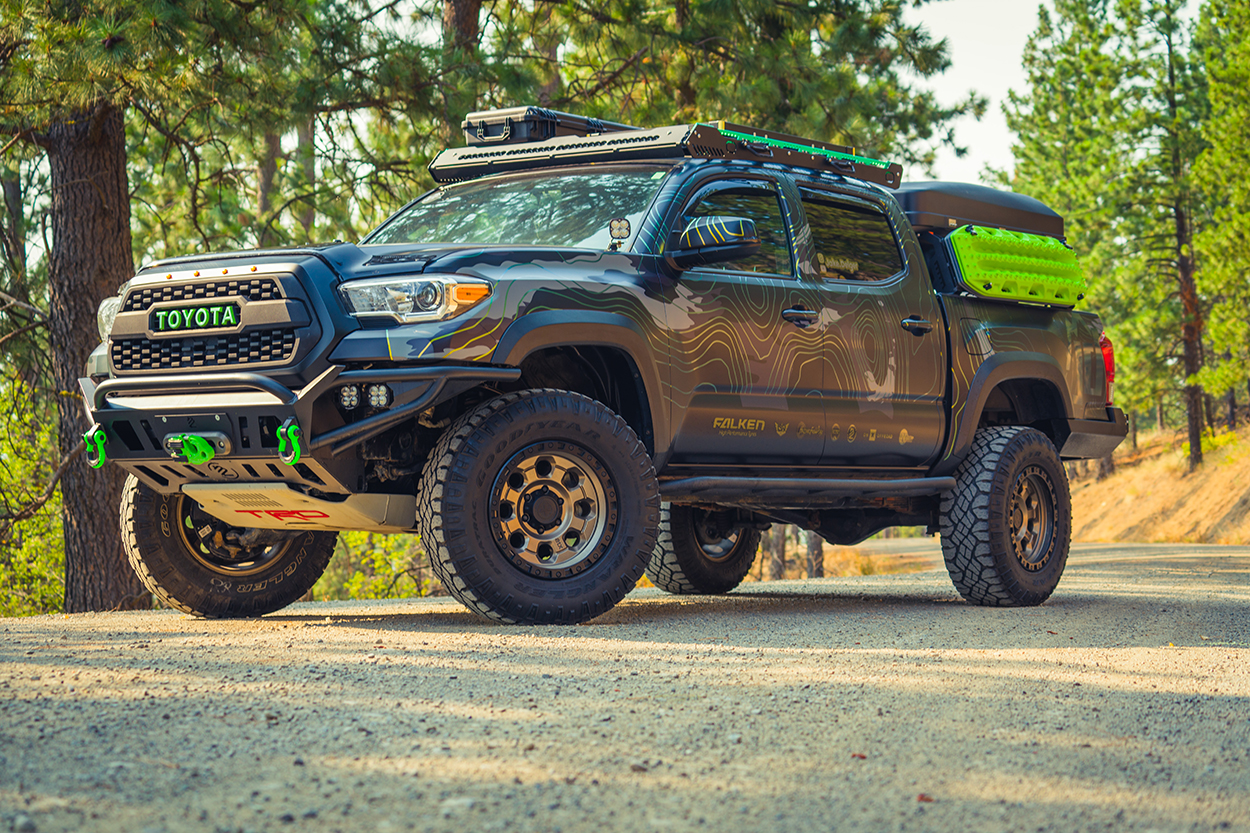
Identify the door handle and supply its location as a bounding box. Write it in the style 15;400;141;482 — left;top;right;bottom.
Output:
782;308;818;328
901;317;933;336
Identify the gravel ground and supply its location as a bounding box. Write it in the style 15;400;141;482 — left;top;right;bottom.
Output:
3;541;1249;833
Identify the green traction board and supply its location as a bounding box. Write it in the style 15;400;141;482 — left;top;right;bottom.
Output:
947;225;1086;306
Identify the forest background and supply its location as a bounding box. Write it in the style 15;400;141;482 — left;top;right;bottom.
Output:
1;0;1246;616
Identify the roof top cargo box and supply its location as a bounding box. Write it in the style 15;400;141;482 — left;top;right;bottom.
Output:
893;181;1064;239
462;107;638;146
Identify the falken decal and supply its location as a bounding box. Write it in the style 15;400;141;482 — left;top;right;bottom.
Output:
714;417;764;437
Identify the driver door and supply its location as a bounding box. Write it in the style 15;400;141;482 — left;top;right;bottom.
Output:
665;177;828;465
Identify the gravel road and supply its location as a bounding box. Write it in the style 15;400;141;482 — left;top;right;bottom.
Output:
3;542;1249;833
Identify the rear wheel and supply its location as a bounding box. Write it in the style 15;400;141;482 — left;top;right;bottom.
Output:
939;426;1071;606
418;389;659;624
120;475;336;617
646;503;761;594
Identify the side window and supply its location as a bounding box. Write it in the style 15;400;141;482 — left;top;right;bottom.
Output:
683;186;794;276
801;194;902;281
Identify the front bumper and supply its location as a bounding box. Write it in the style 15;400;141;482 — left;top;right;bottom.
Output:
79;364;520;494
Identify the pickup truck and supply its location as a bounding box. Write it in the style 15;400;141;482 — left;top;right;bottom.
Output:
82;107;1127;624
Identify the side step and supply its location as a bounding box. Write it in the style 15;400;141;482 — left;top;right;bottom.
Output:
660;476;955;504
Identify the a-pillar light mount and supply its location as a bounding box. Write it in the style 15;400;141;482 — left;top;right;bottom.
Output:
367;383;393;409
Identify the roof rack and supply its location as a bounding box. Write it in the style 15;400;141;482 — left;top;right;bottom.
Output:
429;109;902;189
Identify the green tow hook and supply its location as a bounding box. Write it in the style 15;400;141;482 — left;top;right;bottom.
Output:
277;417;303;466
170;434;217;465
83;424;108;469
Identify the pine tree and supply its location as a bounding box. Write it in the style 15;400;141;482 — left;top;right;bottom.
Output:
0;0;439;611
534;0;985;167
1194;0;1250;409
1003;0;1209;470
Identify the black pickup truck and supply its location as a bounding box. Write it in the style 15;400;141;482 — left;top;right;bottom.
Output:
82;107;1127;624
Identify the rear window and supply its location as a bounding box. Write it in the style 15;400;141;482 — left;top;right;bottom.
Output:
801;193;902;281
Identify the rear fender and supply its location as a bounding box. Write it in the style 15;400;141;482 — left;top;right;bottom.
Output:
931;352;1072;477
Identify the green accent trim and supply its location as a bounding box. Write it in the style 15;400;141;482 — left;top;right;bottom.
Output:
948;225;1086;305
172;434;217;465
84;424;107;469
716;127;892;170
277;419;303;466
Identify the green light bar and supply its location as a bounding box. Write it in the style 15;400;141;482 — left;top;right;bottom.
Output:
715;125;893;170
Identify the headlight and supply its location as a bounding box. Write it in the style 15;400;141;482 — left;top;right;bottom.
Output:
338;275;492;323
97;295;123;340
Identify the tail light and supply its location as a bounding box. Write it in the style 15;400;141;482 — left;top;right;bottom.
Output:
1098;331;1115;405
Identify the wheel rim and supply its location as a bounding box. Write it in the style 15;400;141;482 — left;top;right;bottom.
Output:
693;513;744;562
489;441;617;579
176;496;295;577
1009;465;1056;572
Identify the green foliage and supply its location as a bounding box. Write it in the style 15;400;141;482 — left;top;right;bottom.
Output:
1001;0;1210;438
543;0;985;170
0;382;65;617
1194;0;1250;400
312;533;442;602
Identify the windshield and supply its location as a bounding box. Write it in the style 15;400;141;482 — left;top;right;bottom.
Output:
366;168;669;249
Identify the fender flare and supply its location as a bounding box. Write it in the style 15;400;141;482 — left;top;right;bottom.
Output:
493;310;670;460
930;351;1073;477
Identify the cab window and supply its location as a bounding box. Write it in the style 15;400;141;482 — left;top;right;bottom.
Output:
683;186;794;277
801;193;902;281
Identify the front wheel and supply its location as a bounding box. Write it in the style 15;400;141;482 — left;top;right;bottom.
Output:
417;389;660;624
120;475;337;617
646;503;761;594
939;426;1071;606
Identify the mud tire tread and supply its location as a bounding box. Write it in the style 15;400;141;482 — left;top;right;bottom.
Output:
416;388;659;625
938;426;1071;607
646;503;761;595
120;474;336;618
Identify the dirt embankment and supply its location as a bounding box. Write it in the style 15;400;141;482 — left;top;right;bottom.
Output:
1071;423;1250;545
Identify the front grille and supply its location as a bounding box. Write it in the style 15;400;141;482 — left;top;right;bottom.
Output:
123;279;281;312
111;328;297;371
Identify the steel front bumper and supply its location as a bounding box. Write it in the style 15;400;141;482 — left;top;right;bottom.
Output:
78;364;520;495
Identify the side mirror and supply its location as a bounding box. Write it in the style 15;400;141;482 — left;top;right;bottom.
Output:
665;216;761;271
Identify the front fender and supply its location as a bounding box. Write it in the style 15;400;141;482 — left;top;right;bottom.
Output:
494;310;671;463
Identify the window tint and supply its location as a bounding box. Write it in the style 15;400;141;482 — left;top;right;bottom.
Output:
684;187;793;276
801;194;902;281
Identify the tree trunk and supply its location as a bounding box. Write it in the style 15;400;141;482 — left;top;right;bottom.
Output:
296;120;315;237
805;530;823;578
1227;388;1237;431
45;104;147;613
1129;411;1137;450
1096;454;1115;480
256;131;281;247
768;524;786;580
1157;398;1165;430
441;0;483;142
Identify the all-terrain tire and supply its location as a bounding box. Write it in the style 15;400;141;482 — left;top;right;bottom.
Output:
646;503;761;594
939;426;1071;606
417;389;660;625
121;475;337;618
